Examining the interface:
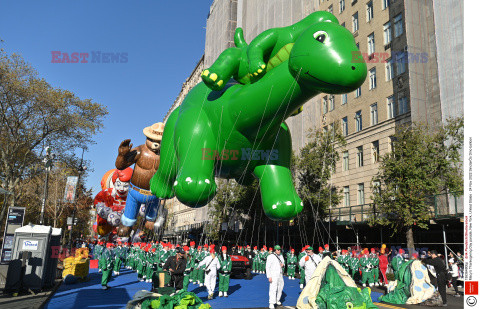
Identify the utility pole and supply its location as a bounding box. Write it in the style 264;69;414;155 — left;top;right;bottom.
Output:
40;146;55;225
67;148;87;251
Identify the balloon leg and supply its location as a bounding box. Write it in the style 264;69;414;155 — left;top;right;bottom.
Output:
173;109;217;207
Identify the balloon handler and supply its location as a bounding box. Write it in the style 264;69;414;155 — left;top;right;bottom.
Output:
218;246;232;297
163;246;187;290
115;122;165;236
360;249;375;287
287;248;297;279
100;243;115;290
182;246;194;291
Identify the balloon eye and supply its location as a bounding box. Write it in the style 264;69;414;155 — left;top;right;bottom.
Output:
313;31;328;43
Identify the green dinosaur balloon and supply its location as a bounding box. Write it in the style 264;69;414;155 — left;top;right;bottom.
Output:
150;11;367;221
202;11;340;91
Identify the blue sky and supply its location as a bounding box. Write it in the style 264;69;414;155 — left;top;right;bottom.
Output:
0;0;213;194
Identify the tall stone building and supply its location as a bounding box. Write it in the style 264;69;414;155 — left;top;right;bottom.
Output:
161;0;463;245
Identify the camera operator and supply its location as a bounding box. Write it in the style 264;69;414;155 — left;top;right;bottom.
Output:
163;246;187;290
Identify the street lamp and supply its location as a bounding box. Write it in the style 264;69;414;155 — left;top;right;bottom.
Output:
40;146;55;225
67;148;87;250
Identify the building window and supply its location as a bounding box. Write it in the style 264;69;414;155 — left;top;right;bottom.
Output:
356;42;360;50
385;58;394;81
352;12;359;32
396;52;406;75
342;22;346;27
366;1;374;22
367;33;375;55
323;126;328;134
342;117;348;136
389;136;396;153
355;110;362;132
369;68;377;90
343;151;349;171
358;183;365;205
328;5;333;14
382;0;390;10
370;103;378;126
329;95;335;111
355;86;361;98
387;96;396;119
394;14;404;37
357;146;364;167
383;22;392;45
322;96;328;114
339;0;345;13
372;140;379;163
398;95;408;115
344;186;350;207
342;94;347;105
373;180;381;194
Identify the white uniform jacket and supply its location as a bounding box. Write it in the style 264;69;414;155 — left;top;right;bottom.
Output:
266;253;285;279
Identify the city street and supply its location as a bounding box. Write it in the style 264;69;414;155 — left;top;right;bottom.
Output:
43;267;465;309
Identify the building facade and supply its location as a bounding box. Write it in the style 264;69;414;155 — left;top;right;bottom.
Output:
161;0;463;245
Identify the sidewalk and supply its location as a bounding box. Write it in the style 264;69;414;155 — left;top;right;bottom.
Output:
0;279;62;309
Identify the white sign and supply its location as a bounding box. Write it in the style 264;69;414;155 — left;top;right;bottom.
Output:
22;240;38;251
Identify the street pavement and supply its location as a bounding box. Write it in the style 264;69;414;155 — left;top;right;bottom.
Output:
40;266;466;309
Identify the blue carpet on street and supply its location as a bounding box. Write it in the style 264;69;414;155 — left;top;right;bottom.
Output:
45;268;383;309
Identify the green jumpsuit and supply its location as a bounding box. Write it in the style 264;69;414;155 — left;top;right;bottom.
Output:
100;248;115;287
360;255;374;285
218;254;232;293
298;250;307;286
349;255;360;281
197;249;208;284
370;254;380;284
286;252;297;277
252;250;259;272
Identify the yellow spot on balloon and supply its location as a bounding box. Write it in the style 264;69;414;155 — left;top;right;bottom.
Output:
217;80;223;87
257;69;262;73
254;72;258;76
210;73;217;81
202;70;209;76
261;64;266;69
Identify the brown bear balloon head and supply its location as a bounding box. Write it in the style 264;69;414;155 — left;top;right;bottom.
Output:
143;122;165;154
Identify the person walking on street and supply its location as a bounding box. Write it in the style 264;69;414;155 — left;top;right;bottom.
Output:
286;249;297;280
299;246;321;286
101;243;115;290
391;249;405;280
298;246;307;289
379;248;389;286
448;258;461;297
422;250;449;306
266;245;285;309
198;247;220;300
218;246;232;297
349;251;360;282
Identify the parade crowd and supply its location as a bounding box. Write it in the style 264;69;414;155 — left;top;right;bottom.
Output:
88;240;464;308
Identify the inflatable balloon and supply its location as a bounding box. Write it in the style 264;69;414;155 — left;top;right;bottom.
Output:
115;123;164;234
94;168;133;236
100;169;116;190
150;11;367;221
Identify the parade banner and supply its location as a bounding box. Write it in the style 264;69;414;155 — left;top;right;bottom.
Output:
0;206;26;264
64;176;79;203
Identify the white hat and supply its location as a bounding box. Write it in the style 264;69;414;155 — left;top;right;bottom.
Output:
143;122;165;141
448;258;454;263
